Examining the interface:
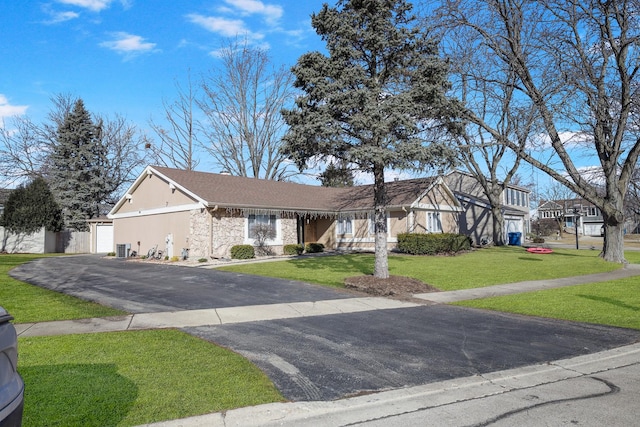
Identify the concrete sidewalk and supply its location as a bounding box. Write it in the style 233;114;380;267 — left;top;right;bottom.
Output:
415;262;640;303
15;297;421;337
16;264;640;337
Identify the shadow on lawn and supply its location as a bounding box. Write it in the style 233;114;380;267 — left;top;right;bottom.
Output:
288;253;375;275
577;294;640;312
20;363;137;427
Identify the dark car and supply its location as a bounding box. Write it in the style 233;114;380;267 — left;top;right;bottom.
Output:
0;307;23;427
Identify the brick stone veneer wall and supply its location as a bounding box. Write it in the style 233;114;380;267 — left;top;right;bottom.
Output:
189;209;210;259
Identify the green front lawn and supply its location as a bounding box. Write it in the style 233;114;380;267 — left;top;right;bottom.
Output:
0;254;284;426
0;254;125;323
455;277;640;330
19;330;284;427
219;247;622;290
624;250;640;264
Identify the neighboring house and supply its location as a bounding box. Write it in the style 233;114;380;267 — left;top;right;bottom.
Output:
108;166;464;259
443;171;531;245
0;187;110;254
537;198;604;236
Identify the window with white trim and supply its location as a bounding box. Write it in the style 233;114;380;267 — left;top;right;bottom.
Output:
427;212;442;233
337;217;353;234
248;214;277;239
587;207;598;216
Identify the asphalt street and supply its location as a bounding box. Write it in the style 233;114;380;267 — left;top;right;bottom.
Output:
12;255;640;402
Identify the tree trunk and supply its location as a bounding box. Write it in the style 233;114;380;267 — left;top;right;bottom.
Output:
602;214;626;263
491;205;506;246
373;164;389;279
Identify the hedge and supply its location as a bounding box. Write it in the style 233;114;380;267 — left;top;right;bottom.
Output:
230;245;255;259
305;242;325;253
283;244;305;255
396;233;471;255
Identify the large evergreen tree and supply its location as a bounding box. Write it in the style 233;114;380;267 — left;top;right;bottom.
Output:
281;0;460;278
318;161;355;187
1;177;63;236
49;99;111;231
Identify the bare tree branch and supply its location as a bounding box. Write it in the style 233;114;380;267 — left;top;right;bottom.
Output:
198;38;297;180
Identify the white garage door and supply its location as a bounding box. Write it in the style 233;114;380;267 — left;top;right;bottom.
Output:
505;218;523;233
584;223;600;236
96;224;114;253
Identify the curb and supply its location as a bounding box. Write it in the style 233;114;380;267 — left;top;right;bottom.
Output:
139;343;640;427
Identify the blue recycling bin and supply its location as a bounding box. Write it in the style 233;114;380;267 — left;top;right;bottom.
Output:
508;232;522;246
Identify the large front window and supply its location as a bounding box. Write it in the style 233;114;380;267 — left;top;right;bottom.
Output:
248;214;276;239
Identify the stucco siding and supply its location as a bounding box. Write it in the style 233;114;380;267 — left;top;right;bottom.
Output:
313;218;335;248
416;183;457;209
113;210;191;258
0;227;49;253
389;211;408;236
115;173;198;215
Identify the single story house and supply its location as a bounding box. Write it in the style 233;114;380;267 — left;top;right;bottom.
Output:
443;171;531;245
108;166;464;259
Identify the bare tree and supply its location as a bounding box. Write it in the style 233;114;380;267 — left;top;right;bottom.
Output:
251;223;276;256
0;115;50;183
438;21;538;245
148;72;200;171
435;0;640;262
98;113;151;207
0;93;148;211
198;39;297;180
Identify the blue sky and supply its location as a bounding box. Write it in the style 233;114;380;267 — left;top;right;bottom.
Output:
1;0;325;127
0;0;588;191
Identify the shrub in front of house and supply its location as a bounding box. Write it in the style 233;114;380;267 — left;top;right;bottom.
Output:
231;245;255;259
284;244;304;255
397;233;471;255
532;236;545;244
198;258;208;263
305;242;325;253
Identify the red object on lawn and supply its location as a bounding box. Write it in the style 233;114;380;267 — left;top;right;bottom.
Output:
526;247;553;254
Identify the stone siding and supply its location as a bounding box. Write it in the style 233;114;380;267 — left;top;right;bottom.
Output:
211;211;245;258
189;209;211;259
281;218;298;247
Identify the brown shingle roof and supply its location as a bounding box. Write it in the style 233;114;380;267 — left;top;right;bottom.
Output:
151;166;440;213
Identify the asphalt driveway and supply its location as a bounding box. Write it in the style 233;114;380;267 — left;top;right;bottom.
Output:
11;255;640;401
10;255;355;313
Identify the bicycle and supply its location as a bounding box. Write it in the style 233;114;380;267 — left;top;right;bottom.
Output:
146;245;164;260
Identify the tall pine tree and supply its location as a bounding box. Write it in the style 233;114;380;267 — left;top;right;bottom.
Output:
281;0;461;278
50;99;110;231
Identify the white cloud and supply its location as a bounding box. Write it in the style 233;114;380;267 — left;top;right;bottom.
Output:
100;32;158;57
530;130;592;150
224;0;283;22
56;0;113;12
187;14;250;37
0;95;28;121
47;10;80;23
